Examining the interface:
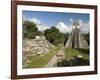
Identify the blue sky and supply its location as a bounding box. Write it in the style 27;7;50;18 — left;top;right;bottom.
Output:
23;11;90;33
23;11;89;26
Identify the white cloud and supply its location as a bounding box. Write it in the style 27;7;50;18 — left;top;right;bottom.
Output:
69;18;74;23
78;20;89;33
56;22;72;33
23;16;49;31
23;16;41;24
69;19;89;33
28;18;41;25
23;16;89;33
23;16;72;33
37;24;50;31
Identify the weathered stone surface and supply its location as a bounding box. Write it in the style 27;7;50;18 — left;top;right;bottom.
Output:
22;36;54;67
65;21;88;49
23;36;54;57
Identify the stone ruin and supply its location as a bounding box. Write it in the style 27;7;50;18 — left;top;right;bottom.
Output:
65;20;88;49
22;36;54;57
22;36;54;67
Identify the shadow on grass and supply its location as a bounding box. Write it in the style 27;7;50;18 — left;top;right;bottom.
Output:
78;48;89;55
57;56;89;67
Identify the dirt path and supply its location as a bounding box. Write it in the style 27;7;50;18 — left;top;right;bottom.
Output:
44;47;65;67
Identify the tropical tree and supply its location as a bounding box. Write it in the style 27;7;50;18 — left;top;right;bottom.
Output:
23;20;38;39
44;26;69;46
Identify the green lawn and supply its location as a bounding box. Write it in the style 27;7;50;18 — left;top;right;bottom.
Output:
56;47;90;67
64;48;89;60
23;46;61;68
23;47;89;68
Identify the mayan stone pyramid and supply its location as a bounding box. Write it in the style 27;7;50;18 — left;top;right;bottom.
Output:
65;20;88;49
